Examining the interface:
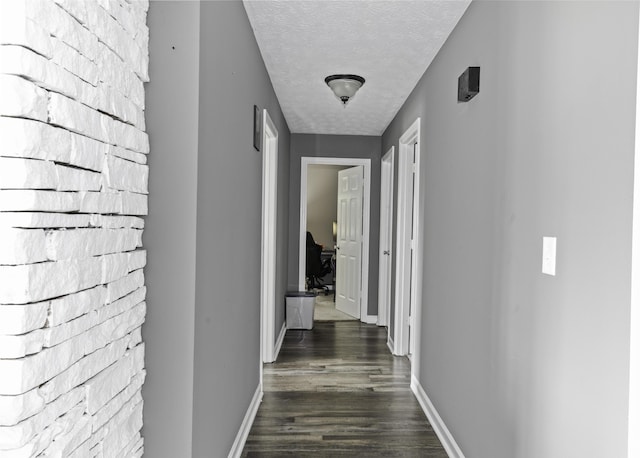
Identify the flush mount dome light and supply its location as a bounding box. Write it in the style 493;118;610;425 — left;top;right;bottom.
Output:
325;74;365;106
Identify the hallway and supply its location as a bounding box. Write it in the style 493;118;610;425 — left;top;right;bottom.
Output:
242;322;447;457
1;1;638;456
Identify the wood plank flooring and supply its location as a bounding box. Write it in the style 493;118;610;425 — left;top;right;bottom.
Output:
242;321;447;457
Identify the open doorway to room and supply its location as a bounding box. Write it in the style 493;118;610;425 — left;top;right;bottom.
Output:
298;157;372;323
305;164;346;292
304;164;352;322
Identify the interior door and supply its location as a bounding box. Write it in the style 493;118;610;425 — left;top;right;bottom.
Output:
378;150;394;327
408;142;418;358
335;166;363;319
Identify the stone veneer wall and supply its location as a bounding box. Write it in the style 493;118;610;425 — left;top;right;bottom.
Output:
0;0;149;456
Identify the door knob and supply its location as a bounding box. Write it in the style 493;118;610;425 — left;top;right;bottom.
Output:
383;250;390;255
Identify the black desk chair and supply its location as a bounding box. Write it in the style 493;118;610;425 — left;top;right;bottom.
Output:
306;231;332;292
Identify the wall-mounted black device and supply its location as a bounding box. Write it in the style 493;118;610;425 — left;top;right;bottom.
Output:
458;67;480;102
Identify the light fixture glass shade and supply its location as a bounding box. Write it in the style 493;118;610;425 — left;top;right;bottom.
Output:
325;74;365;105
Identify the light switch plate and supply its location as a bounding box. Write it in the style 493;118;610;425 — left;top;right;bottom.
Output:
542;236;557;276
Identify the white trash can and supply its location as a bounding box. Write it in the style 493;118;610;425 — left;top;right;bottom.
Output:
286;291;316;330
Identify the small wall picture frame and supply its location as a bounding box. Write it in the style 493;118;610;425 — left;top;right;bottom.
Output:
253;105;261;151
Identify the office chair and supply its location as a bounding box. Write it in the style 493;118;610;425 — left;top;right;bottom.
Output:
306;231;332;292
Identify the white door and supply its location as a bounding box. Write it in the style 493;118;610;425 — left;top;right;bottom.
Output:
394;117;421;358
378;148;394;327
335;165;363;319
408;142;419;358
260;110;278;364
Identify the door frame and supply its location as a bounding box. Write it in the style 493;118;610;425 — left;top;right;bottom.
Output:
629;12;640;456
298;157;372;323
378;146;395;329
393;118;422;370
260;109;278;366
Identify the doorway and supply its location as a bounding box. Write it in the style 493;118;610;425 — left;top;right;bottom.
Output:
393;118;422;378
260;109;278;365
299;157;372;322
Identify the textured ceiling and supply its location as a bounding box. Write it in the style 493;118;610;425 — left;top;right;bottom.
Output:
243;0;471;136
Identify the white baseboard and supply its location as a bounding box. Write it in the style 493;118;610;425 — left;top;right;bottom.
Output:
228;384;263;458
387;335;394;354
363;314;378;325
273;322;286;361
411;374;465;458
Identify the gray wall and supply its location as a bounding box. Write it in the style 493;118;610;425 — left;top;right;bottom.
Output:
193;2;290;457
143;2;200;457
382;1;637;457
144;1;290;457
288;134;381;316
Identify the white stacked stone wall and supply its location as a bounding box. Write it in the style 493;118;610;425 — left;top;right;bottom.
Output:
0;0;149;456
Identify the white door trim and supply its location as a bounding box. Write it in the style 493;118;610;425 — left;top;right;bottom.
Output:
378;146;395;328
299;157;371;322
629;12;640;457
260;109;278;365
393;118;421;364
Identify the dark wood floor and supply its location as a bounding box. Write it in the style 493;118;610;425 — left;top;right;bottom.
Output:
242;321;447;457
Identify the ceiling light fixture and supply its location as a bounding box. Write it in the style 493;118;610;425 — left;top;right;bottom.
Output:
325;74;365;106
